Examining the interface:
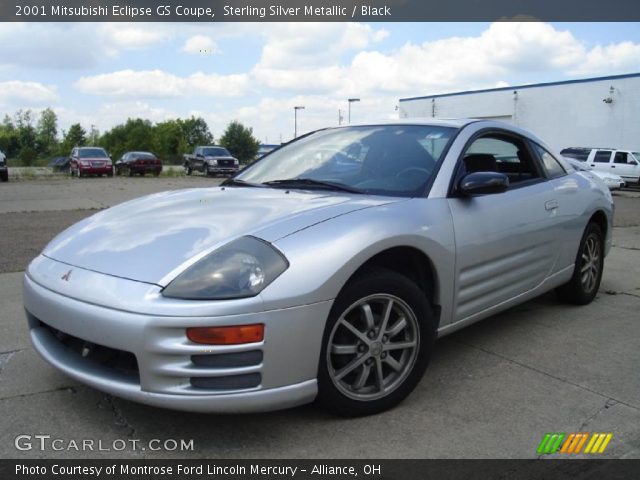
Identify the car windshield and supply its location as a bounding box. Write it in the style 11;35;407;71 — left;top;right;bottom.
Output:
78;148;108;158
236;125;456;197
132;152;156;159
202;147;230;157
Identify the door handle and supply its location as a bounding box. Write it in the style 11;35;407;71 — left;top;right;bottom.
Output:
611;165;616;168
545;200;559;211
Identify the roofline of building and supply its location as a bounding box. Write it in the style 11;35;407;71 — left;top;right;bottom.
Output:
399;72;640;103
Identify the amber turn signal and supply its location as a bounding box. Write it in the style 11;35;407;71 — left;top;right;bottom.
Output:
186;324;265;345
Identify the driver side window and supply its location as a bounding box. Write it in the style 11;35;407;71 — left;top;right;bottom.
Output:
463;135;540;186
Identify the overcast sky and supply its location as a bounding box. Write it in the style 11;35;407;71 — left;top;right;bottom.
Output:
1;22;639;144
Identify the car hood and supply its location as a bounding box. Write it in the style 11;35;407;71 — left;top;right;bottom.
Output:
42;187;397;286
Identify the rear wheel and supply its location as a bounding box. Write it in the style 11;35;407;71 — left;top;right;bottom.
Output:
556;222;604;305
317;268;436;416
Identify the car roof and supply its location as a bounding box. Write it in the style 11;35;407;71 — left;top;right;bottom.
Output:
347;117;476;129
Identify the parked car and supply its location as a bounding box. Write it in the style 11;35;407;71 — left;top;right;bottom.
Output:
560;147;640;185
69;147;113;178
48;156;70;173
0;149;7;182
183;146;239;176
564;156;625;190
115;151;162;177
256;144;279;159
24;120;613;416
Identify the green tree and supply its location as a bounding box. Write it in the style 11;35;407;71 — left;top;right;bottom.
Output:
15;110;37;165
60;123;86;154
36;108;58;156
153;120;185;163
0;115;19;159
219;121;259;164
179;116;213;148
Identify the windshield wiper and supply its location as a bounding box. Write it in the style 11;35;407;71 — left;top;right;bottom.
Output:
263;178;362;194
221;178;267;188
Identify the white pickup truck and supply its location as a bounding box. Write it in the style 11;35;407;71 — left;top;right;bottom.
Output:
560;147;640;185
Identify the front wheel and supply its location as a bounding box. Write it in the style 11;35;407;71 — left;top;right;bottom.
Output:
317;268;436;416
184;164;192;176
556;222;604;305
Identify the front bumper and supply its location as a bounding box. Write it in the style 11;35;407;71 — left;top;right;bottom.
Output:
23;262;331;413
209;167;239;174
79;165;112;175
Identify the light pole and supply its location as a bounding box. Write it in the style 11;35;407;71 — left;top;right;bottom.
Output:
347;98;360;124
294;106;305;138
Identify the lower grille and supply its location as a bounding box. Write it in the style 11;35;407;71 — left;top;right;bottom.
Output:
38;320;139;381
190;373;261;390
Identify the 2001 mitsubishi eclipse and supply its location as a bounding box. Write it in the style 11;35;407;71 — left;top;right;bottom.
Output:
23;119;613;416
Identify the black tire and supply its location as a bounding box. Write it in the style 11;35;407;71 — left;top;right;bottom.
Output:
115;167;121;176
128;167;134;177
317;267;436;417
0;172;8;182
204;164;210;177
185;164;192;176
556;222;604;305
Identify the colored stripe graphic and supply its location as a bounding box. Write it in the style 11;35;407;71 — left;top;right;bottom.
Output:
540;432;613;454
537;433;566;454
561;432;589;453
585;433;613;454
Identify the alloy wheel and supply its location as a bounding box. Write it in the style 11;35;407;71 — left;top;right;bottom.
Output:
580;233;601;293
326;294;420;401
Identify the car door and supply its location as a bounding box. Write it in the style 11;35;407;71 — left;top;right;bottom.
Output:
611;151;640;182
70;148;78;173
588;149;613;175
447;131;564;322
194;147;204;171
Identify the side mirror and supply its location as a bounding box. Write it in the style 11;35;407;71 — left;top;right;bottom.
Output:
196;153;204;158
458;172;509;196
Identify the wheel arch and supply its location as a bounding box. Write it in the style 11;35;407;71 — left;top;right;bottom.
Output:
342;246;441;327
589;209;608;237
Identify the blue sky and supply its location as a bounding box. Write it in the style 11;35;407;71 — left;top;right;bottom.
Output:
0;22;639;143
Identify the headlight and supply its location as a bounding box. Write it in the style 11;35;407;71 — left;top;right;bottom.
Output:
234;158;239;166
162;236;289;300
208;159;218;166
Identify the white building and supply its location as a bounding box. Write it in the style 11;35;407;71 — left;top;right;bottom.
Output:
398;73;640;152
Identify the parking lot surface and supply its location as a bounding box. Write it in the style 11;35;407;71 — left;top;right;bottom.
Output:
0;178;638;459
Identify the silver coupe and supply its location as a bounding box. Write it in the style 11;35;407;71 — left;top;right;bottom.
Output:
23;119;613;416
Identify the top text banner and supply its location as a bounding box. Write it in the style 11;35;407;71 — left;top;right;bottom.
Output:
4;0;640;22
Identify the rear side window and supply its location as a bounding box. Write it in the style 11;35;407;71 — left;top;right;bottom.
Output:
560;148;589;161
463;134;540;186
614;152;629;164
594;150;612;163
534;144;566;179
